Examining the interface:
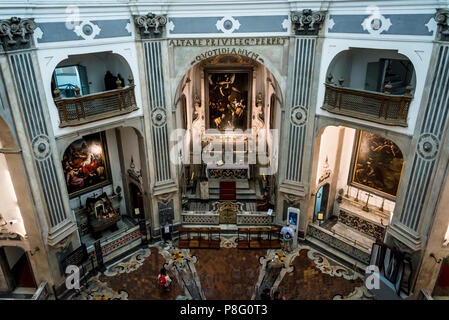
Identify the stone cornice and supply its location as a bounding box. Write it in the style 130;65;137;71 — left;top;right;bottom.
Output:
0;17;36;52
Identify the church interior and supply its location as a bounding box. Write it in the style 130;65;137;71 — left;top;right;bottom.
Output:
0;0;449;304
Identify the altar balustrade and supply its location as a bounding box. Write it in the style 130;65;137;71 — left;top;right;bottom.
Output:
181;210;274;226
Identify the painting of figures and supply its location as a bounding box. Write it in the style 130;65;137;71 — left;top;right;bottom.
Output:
351;131;404;198
207;71;250;131
62;132;110;197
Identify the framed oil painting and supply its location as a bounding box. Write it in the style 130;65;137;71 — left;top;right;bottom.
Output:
62;132;111;197
206;70;251;131
349;130;404;199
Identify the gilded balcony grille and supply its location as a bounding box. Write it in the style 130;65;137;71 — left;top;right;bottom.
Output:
54;79;138;127
322;82;413;127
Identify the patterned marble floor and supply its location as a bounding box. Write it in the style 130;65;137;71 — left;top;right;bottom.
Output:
191;247;266;300
67;239;371;300
277;249;364;300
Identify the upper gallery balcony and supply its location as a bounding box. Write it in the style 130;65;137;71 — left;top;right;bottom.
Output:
322;48;416;127
51;52;137;127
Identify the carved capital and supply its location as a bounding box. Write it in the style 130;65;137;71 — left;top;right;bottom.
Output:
291;9;326;36
134;13;167;39
0;17;36;52
435;9;449;41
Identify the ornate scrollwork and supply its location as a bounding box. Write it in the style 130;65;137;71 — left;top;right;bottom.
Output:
417;133;439;160
435;9;449;41
290;105;307;126
134;13;167;38
31;134;51;161
0;214;24;241
0;17;36;51
291;9;326;36
151;107;167;127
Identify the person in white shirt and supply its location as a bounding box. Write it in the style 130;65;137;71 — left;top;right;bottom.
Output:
280;222;294;252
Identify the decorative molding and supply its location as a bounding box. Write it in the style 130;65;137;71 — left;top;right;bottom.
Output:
290;105;307;126
134;13;167;39
361;7;392;36
291;9;325;36
155;192;176;205
417;133;439;160
283;193;302;206
0;214;25;241
151;107;167;127
318;157;332;184
31;134;51;161
425;17;438;36
215;15;241;34
127;156;142;183
435;9;449;41
0;17;36;51
73;20;101;40
279;180;306;199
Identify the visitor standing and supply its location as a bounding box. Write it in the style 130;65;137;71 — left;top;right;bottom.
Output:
281;222;295;252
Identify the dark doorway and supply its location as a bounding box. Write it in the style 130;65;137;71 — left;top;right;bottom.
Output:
314;183;330;224
129;183;144;219
0;246;36;292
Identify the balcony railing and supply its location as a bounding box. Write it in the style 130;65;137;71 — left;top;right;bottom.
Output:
53;78;138;127
322;77;413;127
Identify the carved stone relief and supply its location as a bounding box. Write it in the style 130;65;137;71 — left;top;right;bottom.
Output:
291;10;326;36
0;17;36;51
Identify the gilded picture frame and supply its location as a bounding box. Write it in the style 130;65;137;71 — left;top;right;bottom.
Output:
205;68;252;131
62;132;112;198
349;130;405;199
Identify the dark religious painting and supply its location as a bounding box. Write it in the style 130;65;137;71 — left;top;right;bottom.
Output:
62;132;111;197
207;71;250;130
350;131;404;198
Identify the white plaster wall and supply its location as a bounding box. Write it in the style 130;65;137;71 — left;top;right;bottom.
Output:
56;52;133;94
120;127;141;174
0;153;26;238
105;128;126;215
316;37;434;136
316;125;339;185
328;48;416;90
336;127;356;191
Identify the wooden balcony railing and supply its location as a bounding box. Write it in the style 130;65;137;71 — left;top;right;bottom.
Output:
53;78;138;127
322;77;413;127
